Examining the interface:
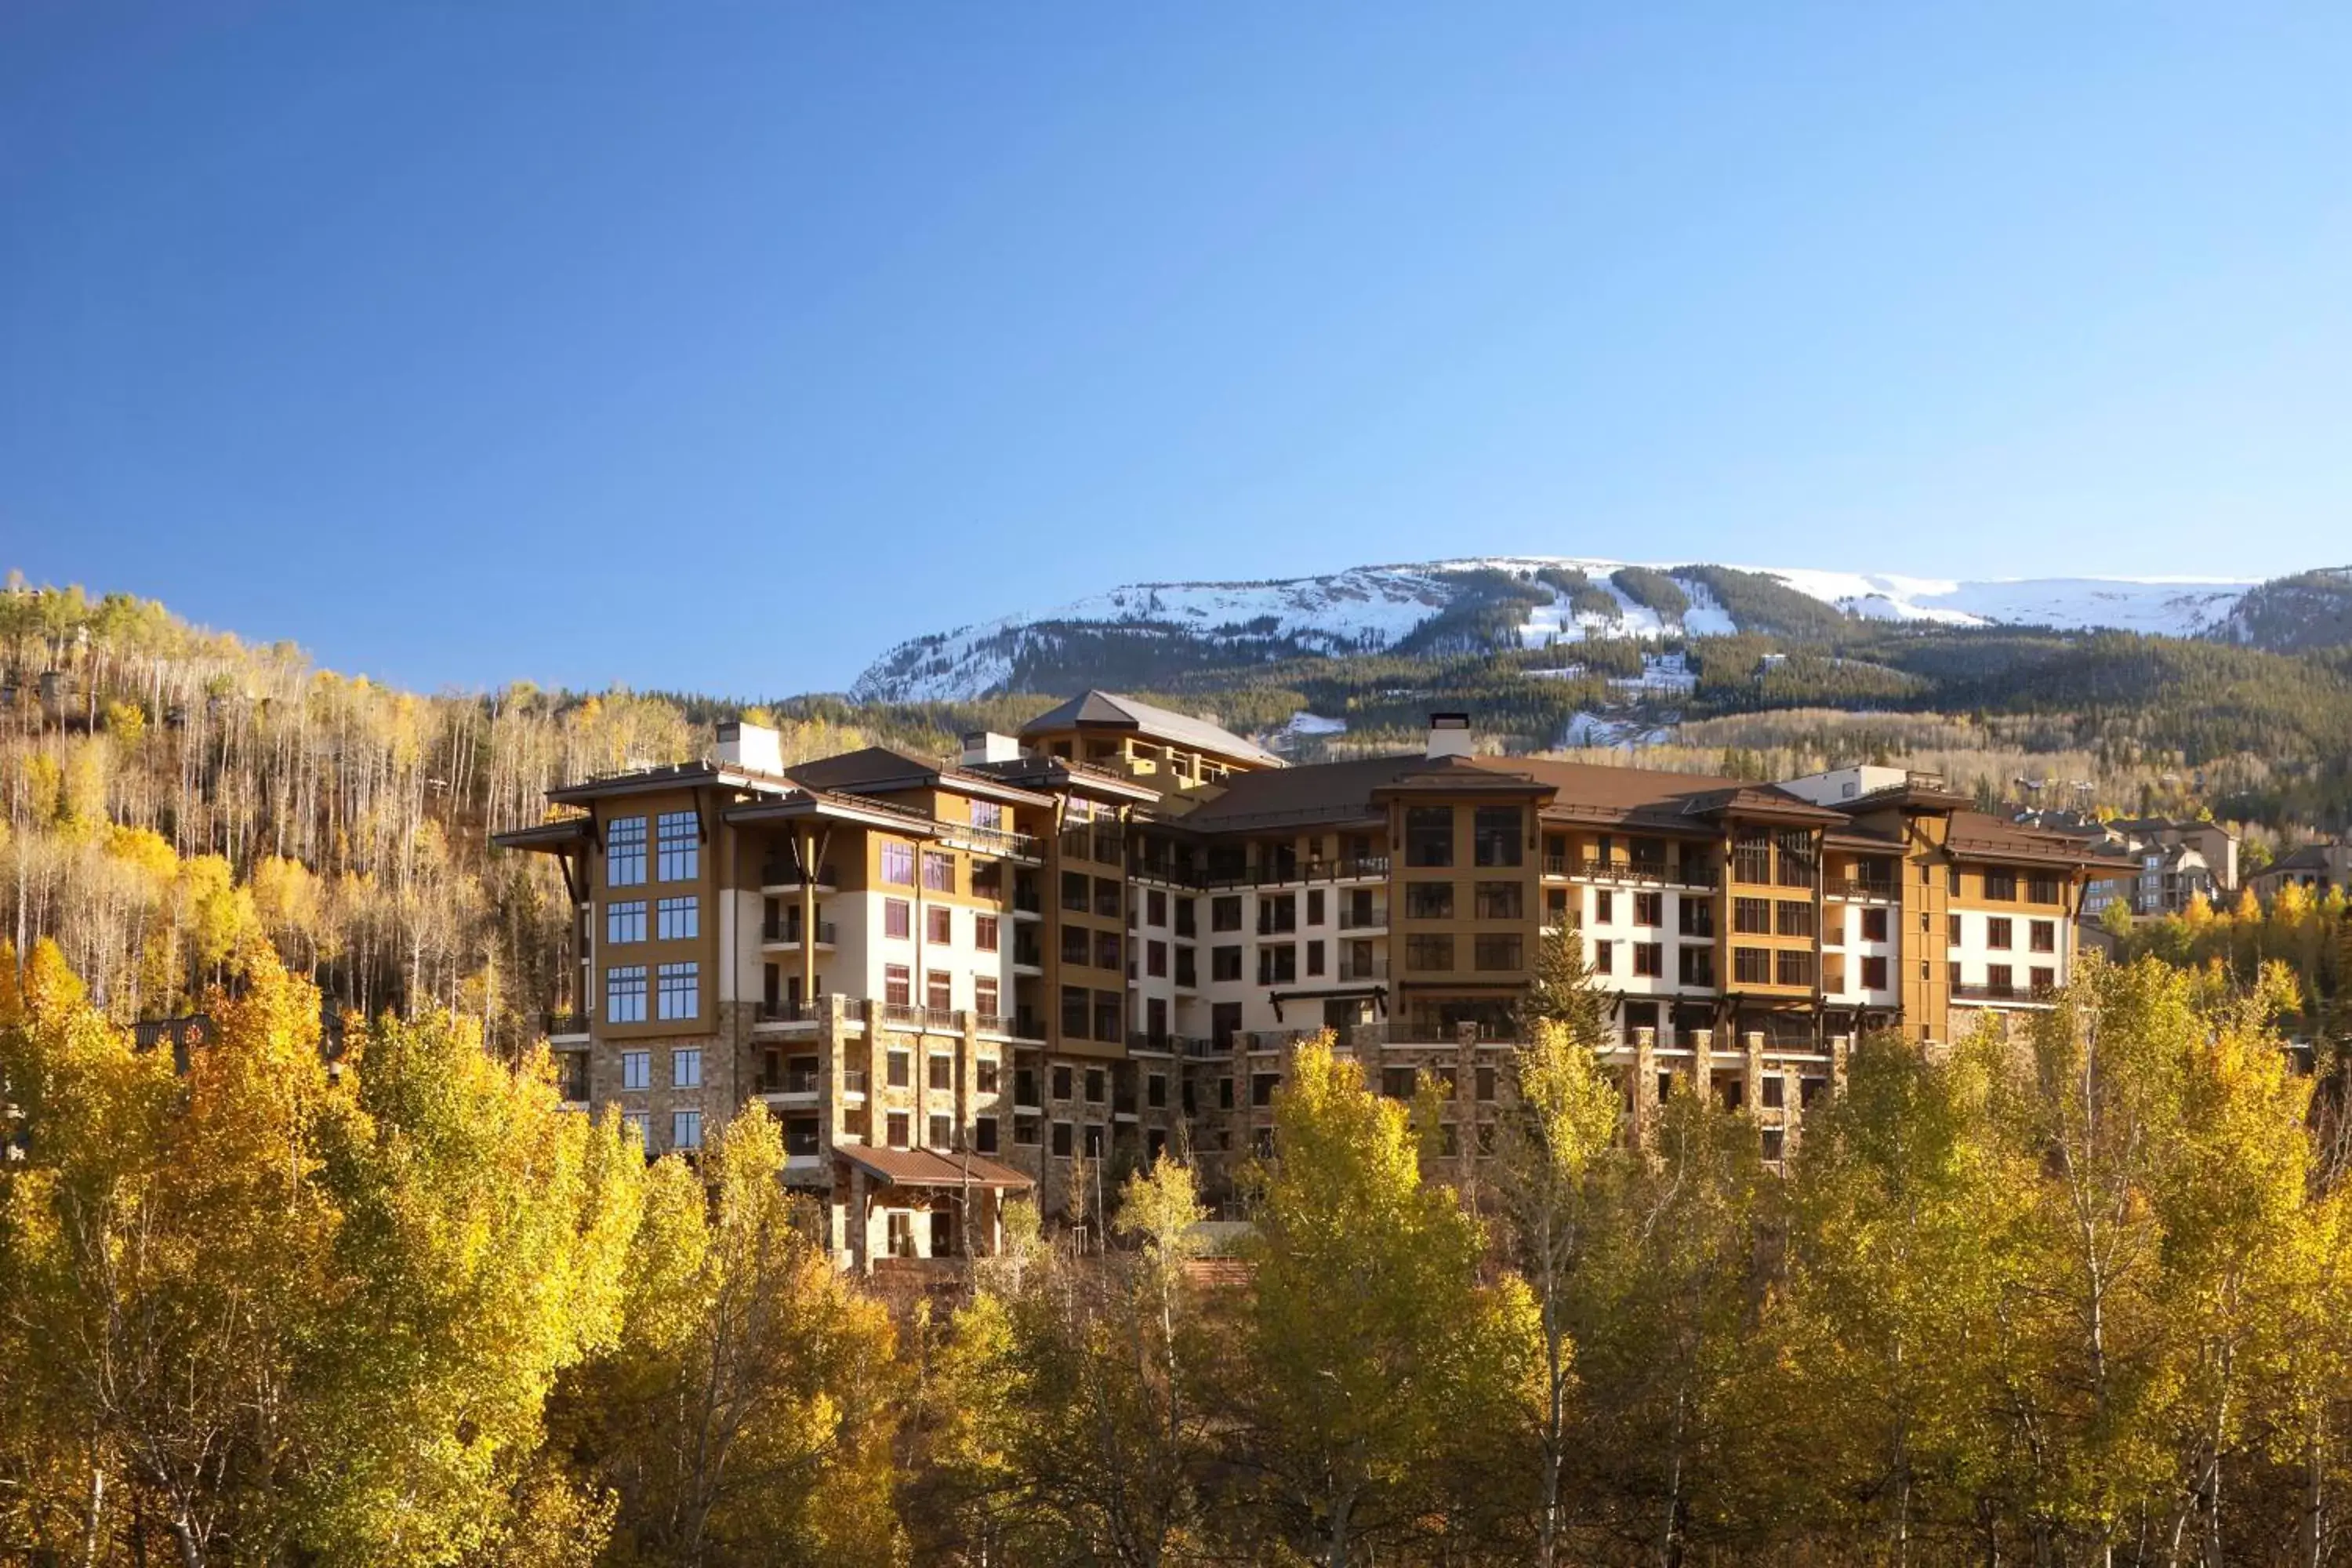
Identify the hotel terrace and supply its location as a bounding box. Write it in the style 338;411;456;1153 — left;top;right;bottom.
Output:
493;692;2131;1270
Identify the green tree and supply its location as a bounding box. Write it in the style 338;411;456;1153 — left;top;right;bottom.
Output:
1525;921;1610;1044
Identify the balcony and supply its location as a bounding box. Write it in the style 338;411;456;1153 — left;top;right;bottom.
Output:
1951;983;2058;1007
1014;1011;1048;1043
973;1011;1016;1037
941;822;1041;862
1337;905;1389;931
1058;826;1127;865
1573;858;1721;889
760;918;837;949
760;862;837;892
543;1010;590;1041
1012;886;1043;917
1192;853;1391;891
877;1002;968;1034
1011;940;1044;973
1832;879;1899;902
1338;956;1388;982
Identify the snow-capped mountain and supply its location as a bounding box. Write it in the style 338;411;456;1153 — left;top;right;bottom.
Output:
851;557;2274;702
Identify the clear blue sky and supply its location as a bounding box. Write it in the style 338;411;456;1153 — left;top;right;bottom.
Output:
4;4;2349;696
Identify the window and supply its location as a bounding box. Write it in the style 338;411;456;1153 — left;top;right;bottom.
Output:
1253;1073;1279;1107
925;904;952;944
1776;901;1815;938
1014;1116;1040;1146
881;842;916;887
1774;829;1815;888
1148;939;1168;978
1475;1065;1497;1102
1733;832;1773;884
671;1109;702;1150
1095;878;1121;917
1475;881;1523;920
1258;946;1298;984
1948;913;1963;945
929;1113;953;1149
2031;966;2056;996
1595;891;1615;925
1405;807;1454;867
1096;931;1121;971
885;898;912;940
1406;882;1455;920
1474;934;1523;971
2030;920;2056;953
659;1046;699;1090
1733;897;1771;935
1473;807;1523;866
655;896;697;942
1985;869;2018;902
975;914;1000;952
888;1112;911;1149
885;1049;911;1089
1305;939;1325;976
1776;949;1813;987
1633;942;1663;978
1062;872;1091;912
1633;891;1662;927
1062;926;1090;966
975;977;999;1017
607;964;648;1024
1175;948;1197;987
1212;946;1242;982
977;1056;1000;1093
1084;1124;1106;1158
1258;894;1297;935
1148;1073;1167;1108
607;900;647;944
1406;935;1455;971
1679;946;1715;986
884;964;912;1007
607;815;647;887
621;1050;651;1091
657;963;699;1021
1679;900;1715;938
1860;907;1889;942
1306;888;1325;925
1988;964;2015;996
1987;918;2013;950
927;970;952;1011
1592;939;1615;975
971;800;1004;831
1080;1068;1104;1104
1062;985;1090;1039
1051;1121;1074;1157
2029;874;2060;905
1381;1065;1417;1100
1148;889;1167;926
923;851;955;893
1733;947;1772;985
1052;1065;1073;1100
657;811;699;880
1862;955;1889;990
975;1116;1000;1153
1950;961;1963;989
1211;895;1243;931
622;1111;651;1153
1175;899;1197;937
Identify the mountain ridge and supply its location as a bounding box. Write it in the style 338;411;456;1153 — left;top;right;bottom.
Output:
852;556;2325;702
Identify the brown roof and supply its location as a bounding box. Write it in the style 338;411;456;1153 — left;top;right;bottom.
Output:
835;1144;1035;1190
1947;810;2137;870
786;747;1054;808
1020;690;1287;768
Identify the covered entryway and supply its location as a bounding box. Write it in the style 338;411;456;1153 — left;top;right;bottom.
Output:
834;1144;1036;1273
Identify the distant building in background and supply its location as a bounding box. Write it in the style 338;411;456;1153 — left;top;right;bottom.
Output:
2016;811;2236;918
2248;840;2352;902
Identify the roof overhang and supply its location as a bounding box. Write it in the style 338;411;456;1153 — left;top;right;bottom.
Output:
836;1145;1035;1191
490;818;593;854
724;793;946;837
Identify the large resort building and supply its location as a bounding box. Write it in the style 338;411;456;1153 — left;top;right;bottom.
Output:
494;691;2130;1269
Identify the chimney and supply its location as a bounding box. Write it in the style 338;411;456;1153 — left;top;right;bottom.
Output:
960;730;1022;766
1426;712;1474;760
715;720;783;775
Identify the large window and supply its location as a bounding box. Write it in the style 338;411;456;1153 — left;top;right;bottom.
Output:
2031;920;2056;953
881;842;916;887
1732;832;1772;885
975;914;1001;953
1211;946;1242;982
1774;829;1815;888
1405;935;1455;971
1472;808;1523;867
923;851;956;893
1733;946;1772;985
1474;881;1523;920
607;815;648;887
924;970;950;1011
1679;900;1715;938
885;899;912;939
1776;949;1813;987
1257;946;1298;985
1632;891;1662;927
607;964;648;1023
1679;946;1715;986
672;1047;702;1088
1062;926;1090;966
1987;917;2013;950
971;800;1005;831
671;1110;702;1151
1404;807;1454;868
975;976;999;1017
656;962;699;1022
1211;895;1242;932
1095;931;1121;971
1861;955;1889;990
1406;881;1455;920
621;1050;650;1090
1776;901;1814;938
1632;942;1663;978
2029;874;2060;906
927;906;953;943
1474;934;1523;971
1985;869;2019;902
607;900;646;945
885;964;912;1006
1062;985;1091;1039
657;811;699;881
1733;897;1771;935
656;896;698;941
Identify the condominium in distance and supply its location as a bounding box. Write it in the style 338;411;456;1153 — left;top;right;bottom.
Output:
493;692;2131;1269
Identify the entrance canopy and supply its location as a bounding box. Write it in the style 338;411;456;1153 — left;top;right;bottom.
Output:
836;1145;1035;1192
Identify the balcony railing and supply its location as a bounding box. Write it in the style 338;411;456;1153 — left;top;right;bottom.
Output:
1572;858;1721;888
1338;956;1388;982
1337;905;1389;930
973;1011;1015;1036
1952;983;2058;1004
543;1010;590;1038
1014;1011;1047;1042
1834;879;1899;901
760;919;837;945
1182;853;1391;891
942;823;1040;859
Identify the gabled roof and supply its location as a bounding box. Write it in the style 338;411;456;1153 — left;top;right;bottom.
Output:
1020;690;1285;768
1947;811;2139;872
835;1144;1034;1190
2263;843;2345;874
785;746;1053;808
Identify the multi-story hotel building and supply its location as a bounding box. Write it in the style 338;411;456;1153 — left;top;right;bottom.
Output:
495;693;2128;1268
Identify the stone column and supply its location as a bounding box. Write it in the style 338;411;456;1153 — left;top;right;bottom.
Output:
1781;1062;1804;1156
1690;1027;1714;1104
1743;1031;1766;1116
1454;1022;1479;1192
1632;1025;1658;1143
1831;1033;1852;1098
